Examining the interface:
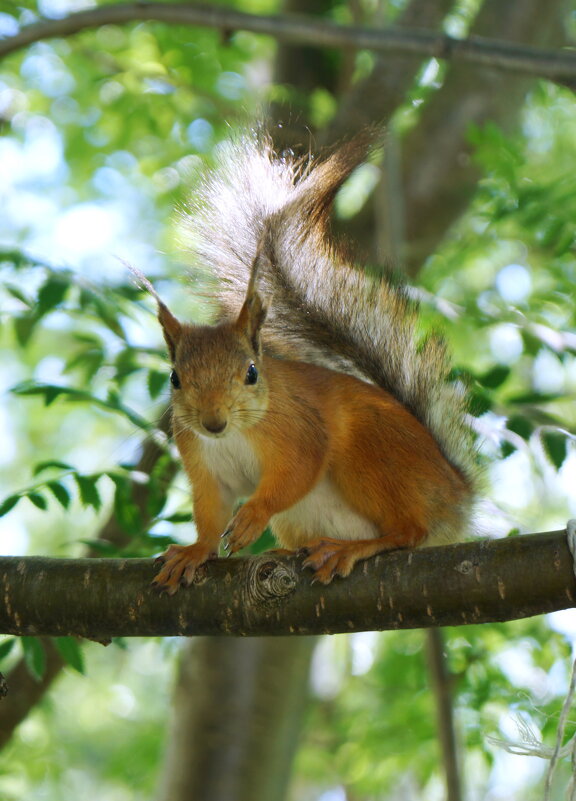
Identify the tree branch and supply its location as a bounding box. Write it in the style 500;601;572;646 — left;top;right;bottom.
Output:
1;531;573;639
427;628;462;801
400;0;568;276
319;0;455;147
156;637;315;801
0;417;175;744
1;3;576;87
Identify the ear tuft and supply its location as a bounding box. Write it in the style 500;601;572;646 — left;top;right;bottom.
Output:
157;302;182;362
124;260;182;361
237;290;268;354
236;289;268;354
236;235;272;353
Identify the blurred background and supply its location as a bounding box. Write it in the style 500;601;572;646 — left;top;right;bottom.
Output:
0;0;576;799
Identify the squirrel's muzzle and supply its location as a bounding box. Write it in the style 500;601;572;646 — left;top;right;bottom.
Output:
200;414;228;435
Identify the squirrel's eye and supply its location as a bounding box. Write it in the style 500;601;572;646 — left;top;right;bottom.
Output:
170;369;181;389
245;363;258;385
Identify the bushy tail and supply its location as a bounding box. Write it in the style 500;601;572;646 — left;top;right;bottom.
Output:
183;132;474;481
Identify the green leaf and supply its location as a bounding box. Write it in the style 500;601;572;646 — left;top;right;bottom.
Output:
54;637;85;674
162;512;192;524
139;532;175;549
91;295;126;338
469;389;492;417
541;431;568;469
36;277;68;315
27;492;48;511
501;441;516;459
477;365;511;389
147;369;168;400
21;637;46;681
0;495;21;517
46;481;71;510
13;315;37;346
0;637;16;661
33;460;74;475
11;382;153;431
78;539;121;555
114;349;139;379
109;474;142;534
5;283;31;306
11;382;67;406
508;391;564;405
74;475;102;511
65;348;105;377
506;416;534;441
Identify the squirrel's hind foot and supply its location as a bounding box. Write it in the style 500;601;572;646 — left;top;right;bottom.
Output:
301;537;406;585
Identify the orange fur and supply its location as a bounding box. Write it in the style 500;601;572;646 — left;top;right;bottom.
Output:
153;317;472;593
149;137;474;593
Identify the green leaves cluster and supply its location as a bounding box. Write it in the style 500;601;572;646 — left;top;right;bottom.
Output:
1;2;575;798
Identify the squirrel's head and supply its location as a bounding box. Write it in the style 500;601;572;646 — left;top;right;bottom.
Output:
129;237;270;439
154;274;269;440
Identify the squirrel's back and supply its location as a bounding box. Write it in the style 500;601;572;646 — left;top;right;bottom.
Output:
181;132;475;487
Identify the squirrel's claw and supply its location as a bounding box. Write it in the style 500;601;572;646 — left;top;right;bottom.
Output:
152;542;216;594
301;538;361;585
220;504;269;554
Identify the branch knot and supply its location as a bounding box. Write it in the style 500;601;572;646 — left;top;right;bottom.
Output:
245;558;298;606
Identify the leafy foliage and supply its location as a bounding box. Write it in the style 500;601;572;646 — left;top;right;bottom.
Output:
0;0;575;799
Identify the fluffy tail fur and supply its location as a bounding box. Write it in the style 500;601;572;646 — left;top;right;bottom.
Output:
182;132;474;482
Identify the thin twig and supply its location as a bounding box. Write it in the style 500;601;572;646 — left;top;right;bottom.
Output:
0;3;576;88
427;628;462;801
544;657;576;800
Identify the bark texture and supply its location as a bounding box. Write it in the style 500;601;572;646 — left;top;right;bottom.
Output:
400;0;569;274
156;637;315;801
0;532;574;639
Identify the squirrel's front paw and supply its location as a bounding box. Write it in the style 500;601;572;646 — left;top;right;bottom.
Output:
153;542;217;595
221;503;269;554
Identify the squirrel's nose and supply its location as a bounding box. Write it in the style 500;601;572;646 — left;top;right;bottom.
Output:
201;417;228;435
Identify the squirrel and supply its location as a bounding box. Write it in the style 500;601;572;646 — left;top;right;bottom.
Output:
139;132;476;594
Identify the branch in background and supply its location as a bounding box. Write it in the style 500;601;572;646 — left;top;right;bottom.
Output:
337;0;570;275
319;0;455;147
400;0;568;275
427;628;462;801
0;531;573;639
156;637;315;801
1;3;576;88
0;415;176;747
0;638;63;750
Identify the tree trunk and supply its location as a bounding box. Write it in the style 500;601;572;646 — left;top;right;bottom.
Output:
401;0;569;275
156;637;315;801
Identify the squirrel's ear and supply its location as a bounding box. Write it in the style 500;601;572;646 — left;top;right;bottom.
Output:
236;235;270;352
237;289;268;354
157;302;182;362
125;263;183;362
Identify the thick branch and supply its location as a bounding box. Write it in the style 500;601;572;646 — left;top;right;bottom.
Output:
400;0;568;276
1;3;576;87
320;0;455;147
1;532;573;639
156;637;315;801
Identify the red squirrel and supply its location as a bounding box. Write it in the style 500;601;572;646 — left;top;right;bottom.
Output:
140;134;475;593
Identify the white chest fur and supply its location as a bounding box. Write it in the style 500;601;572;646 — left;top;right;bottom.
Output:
271;477;380;549
198;432;261;499
198;433;379;548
